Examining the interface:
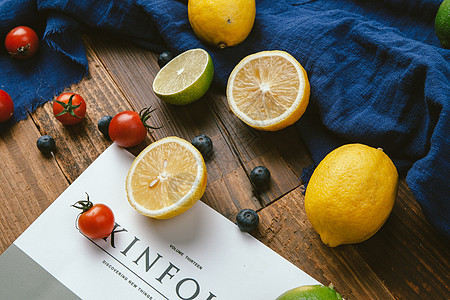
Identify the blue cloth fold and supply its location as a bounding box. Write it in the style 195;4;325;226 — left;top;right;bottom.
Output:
1;0;448;238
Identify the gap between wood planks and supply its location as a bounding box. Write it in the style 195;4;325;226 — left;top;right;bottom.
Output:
29;111;72;185
206;92;305;210
83;36;139;118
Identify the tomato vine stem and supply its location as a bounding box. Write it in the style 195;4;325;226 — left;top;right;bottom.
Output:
71;192;93;213
54;94;82;118
139;106;162;130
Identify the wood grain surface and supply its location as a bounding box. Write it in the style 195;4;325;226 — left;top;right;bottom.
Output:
0;34;448;299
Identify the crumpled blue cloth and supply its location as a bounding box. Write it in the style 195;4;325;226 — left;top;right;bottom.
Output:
1;0;449;238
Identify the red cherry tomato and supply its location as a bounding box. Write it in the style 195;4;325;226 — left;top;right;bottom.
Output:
5;26;39;60
0;90;14;123
53;93;87;125
109;107;159;147
72;195;115;239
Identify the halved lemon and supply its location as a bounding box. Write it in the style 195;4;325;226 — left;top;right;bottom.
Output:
152;48;214;105
226;50;310;131
126;136;207;219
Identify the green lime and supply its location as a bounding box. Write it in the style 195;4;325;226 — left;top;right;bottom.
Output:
276;284;343;300
435;0;450;48
152;48;214;105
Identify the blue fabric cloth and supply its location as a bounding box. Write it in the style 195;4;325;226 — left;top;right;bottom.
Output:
0;0;87;125
1;0;449;238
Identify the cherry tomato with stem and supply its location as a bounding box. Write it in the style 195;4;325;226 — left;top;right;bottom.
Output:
109;106;160;147
0;90;14;123
72;193;115;239
53;93;87;125
5;26;39;60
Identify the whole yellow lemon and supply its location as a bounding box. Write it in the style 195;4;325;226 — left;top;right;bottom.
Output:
305;144;399;247
188;0;256;48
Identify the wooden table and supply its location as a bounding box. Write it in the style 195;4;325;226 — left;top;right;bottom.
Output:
1;34;449;299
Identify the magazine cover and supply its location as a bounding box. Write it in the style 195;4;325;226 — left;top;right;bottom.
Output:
0;145;319;300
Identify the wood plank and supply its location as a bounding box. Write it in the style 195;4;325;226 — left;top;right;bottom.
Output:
0;120;68;253
256;181;450;299
207;90;314;206
83;35;262;218
256;187;395;300
83;34;315;218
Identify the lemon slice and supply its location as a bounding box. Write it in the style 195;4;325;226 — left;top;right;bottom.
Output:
152;48;214;105
126;136;207;219
226;50;310;131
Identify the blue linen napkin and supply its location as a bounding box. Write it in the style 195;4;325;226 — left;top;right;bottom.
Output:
0;1;87;126
1;0;448;238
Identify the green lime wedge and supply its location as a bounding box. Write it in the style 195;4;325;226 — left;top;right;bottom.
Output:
435;0;450;48
276;284;343;300
152;48;214;105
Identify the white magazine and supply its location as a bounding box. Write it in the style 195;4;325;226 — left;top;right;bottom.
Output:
0;144;319;300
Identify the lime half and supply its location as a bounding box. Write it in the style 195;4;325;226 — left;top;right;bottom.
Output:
276;284;343;300
152;48;214;105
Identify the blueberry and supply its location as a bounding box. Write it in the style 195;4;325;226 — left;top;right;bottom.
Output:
236;209;259;232
158;51;174;68
250;166;271;189
98;115;113;139
192;135;213;156
37;135;56;154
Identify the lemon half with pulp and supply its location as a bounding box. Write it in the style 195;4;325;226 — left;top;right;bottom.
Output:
226;50;310;131
126;136;207;219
